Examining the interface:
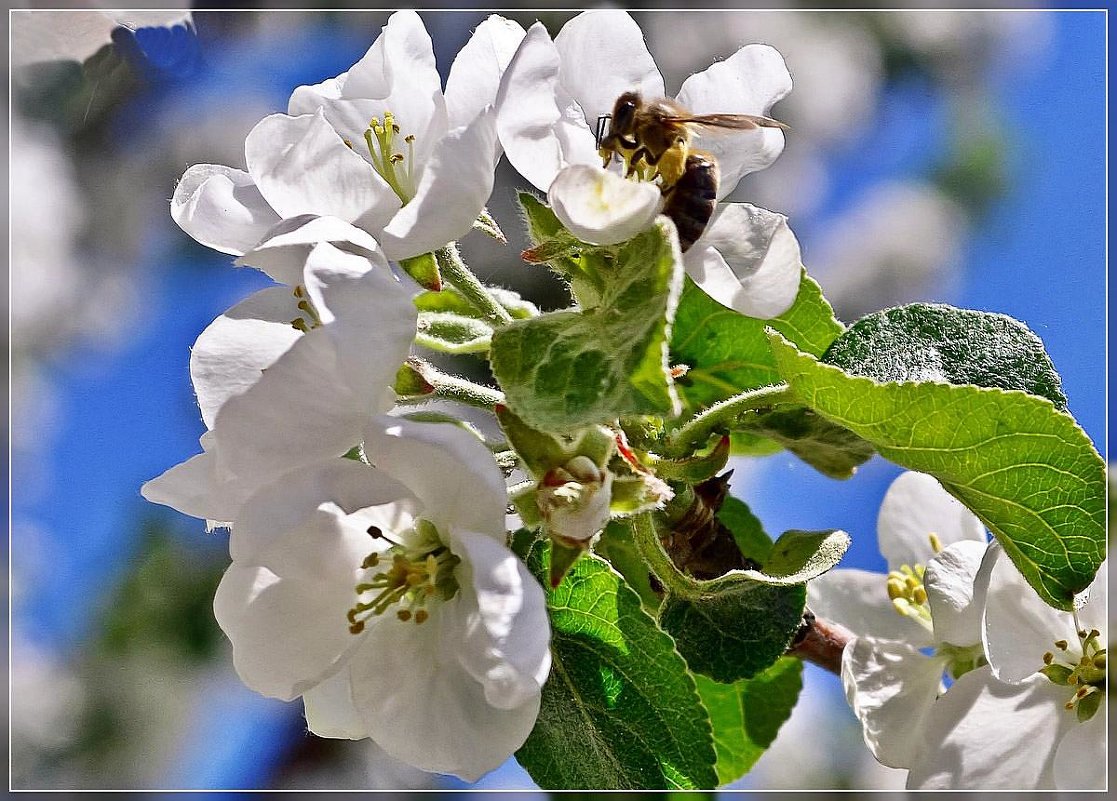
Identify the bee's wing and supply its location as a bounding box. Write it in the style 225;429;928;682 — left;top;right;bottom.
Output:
665;113;790;133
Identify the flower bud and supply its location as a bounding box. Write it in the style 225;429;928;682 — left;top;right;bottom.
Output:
537;456;614;546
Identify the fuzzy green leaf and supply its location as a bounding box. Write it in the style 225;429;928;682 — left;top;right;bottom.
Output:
742;529;850;585
491;220;683;432
659;575;806;684
516;542;718;789
769;330;1105;610
414;311;491;354
823;303;1068;409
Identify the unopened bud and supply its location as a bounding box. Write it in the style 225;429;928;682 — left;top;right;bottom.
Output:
537;458;613;546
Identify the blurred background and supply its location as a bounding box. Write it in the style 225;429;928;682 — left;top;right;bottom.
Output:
8;8;1106;791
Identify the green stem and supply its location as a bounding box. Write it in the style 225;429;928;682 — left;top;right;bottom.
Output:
435;243;513;326
630;512;697;599
665;383;797;457
397;359;504;410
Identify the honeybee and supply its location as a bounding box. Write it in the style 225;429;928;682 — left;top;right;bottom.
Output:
595;92;787;250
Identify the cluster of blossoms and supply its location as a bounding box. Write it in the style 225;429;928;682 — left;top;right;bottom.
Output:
810;471;1106;790
141;9;1104;790
143;10;801;781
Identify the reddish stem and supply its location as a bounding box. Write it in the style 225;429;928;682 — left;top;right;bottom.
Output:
787;612;854;676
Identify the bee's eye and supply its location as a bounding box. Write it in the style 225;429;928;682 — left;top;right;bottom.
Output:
614;101;636;129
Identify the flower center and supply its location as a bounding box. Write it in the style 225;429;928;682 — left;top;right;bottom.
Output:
345;111;417;204
289;284;322;332
1040;626;1106;722
885;533;943;631
346;519;459;632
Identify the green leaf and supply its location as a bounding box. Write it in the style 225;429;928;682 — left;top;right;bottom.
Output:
491;220;683;432
741;529;850;585
737;407;876;479
398;252;441;290
696;657;803;786
414;311;491;354
415;286;538;320
822;303;1068;410
716;496;772;565
517;542;718;789
518;191;583;273
670;271;843;411
768;330;1105;610
595;519;662;611
658;574;806;684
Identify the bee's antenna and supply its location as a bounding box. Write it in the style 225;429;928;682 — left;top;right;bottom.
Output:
595;114;611;149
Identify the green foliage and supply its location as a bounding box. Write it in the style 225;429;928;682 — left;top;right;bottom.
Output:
822;303;1067;410
744;529;850;585
716;496;772;564
670;272;843;411
516;539;718;789
769;330;1106;609
658;574;806;684
414;310;492;354
696;657;803;785
398;252;441;290
491;221;683;432
738;406;876;479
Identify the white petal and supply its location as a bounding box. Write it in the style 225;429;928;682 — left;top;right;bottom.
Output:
289;11;446;168
925;540;987;647
349;604;541;782
300;242;416;403
444;15;526;130
244;111;400;231
303;664;366;740
552;10;664;129
807;568;935;647
877;471;986;571
363;417;507;537
676;44;792;196
682;203;801;318
235;215;385;286
380;108;502;261
1053;706;1106;790
979;544;1078;684
841;637;946;768
906;667;1070;789
547;165;661;246
140;444;245;524
495;23;599;193
448;528;551;708
212;244;416;482
190;286;302;430
229;458;417;570
171;164;280;256
213;561;361;702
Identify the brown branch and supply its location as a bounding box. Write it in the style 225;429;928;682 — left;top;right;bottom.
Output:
786;610;854;676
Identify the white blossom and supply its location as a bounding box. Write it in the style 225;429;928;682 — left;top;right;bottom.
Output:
142;239;417;524
212;417;551;781
906;547;1106;790
171;11;525;264
497;10;802;318
808;471;988;768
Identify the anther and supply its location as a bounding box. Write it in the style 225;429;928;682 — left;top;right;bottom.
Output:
1055;640;1069;650
415;610;429;624
367;525;382;538
1043;651;1054;664
928;532;943;553
291;318;309;332
397;609;412;622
